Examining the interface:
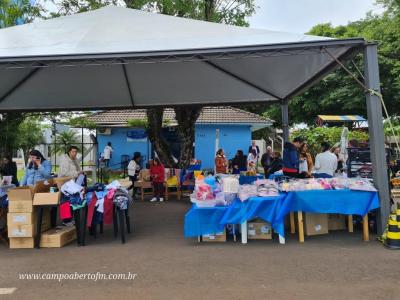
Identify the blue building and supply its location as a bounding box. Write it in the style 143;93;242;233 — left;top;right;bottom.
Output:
89;107;273;169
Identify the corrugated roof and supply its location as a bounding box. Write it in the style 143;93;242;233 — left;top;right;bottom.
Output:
317;115;366;122
89;106;273;126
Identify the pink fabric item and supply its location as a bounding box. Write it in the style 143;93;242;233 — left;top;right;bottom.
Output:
60;202;72;220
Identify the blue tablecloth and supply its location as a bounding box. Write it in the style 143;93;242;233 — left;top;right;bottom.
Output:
239;175;264;185
276;190;380;223
184;204;228;237
220;195;286;237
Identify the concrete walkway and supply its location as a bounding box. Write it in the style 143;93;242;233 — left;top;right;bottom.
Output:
0;199;398;300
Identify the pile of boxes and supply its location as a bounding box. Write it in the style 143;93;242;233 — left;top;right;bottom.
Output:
7;179;77;249
7;186;51;249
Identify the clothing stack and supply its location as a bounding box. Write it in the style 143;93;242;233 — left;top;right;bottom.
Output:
7;187;51;249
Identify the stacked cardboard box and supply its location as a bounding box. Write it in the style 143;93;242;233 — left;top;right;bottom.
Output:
247;219;272;240
7;186;52;249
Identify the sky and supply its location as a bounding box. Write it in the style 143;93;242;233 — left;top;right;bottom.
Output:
249;0;383;34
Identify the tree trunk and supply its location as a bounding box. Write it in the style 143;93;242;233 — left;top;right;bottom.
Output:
205;0;215;21
146;108;177;167
175;107;202;169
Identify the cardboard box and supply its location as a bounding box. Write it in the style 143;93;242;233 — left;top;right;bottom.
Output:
248;220;272;240
202;229;226;242
7;187;34;202
304;213;328;236
328;214;347;231
7;212;36;225
8;201;33;213
40;226;77;248
8;218;51;237
53;177;72;189
9;237;34;249
33;192;61;206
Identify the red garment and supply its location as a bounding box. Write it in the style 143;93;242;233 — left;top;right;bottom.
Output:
60;202;72;220
86;192;97;227
103;189;115;225
150;164;165;183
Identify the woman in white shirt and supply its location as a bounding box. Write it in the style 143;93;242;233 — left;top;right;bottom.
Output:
127;152;141;193
314;142;338;178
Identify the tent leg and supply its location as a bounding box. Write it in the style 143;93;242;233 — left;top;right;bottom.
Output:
364;44;390;235
281;99;289;143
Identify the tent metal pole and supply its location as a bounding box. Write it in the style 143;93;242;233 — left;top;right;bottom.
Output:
364;44;390;235
281;99;289;143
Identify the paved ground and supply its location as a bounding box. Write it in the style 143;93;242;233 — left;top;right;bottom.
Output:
0;198;399;300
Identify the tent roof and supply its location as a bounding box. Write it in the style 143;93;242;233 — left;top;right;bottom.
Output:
0;6;367;112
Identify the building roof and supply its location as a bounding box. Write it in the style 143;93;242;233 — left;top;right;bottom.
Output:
317;115;366;122
89;106;273;127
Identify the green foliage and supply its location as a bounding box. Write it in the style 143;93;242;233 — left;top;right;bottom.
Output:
0;0;44;28
127;119;148;128
14;118;45;156
52;131;82;155
291;127;369;157
68;116;97;129
265;5;400;126
384;116;400;136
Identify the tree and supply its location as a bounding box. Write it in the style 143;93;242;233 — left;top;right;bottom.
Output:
291;127;369;157
52;131;82;155
265;3;400;126
14;118;45;161
50;0;257;168
0;0;45;158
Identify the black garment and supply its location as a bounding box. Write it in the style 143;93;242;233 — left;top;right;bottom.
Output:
153;182;164;199
268;158;283;176
248;145;260;156
261;152;272;168
0;161;19;186
231;155;247;172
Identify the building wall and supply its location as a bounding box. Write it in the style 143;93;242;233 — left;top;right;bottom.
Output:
195;124;252;169
98;127;150;169
97;124;252;170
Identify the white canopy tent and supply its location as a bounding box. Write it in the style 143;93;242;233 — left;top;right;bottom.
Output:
0;6;390;234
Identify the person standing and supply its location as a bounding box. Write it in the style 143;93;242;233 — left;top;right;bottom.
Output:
127;152;141;193
332;146;344;174
248;141;260;161
103;142;113;167
0;155;19;186
150;158;165;202
267;152;283;177
282;137;304;177
58;146;83;179
261;146;273;178
314;142;338;178
231;150;247;174
215;149;228;174
21;150;52;186
247;149;258;173
299;143;314;178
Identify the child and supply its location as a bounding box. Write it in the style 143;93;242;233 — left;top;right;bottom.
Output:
150;158;165;202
